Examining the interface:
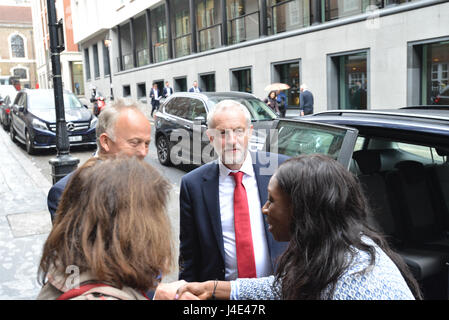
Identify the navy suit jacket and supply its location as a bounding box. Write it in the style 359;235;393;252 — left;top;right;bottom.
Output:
188;87;202;93
47;172;73;222
179;152;289;282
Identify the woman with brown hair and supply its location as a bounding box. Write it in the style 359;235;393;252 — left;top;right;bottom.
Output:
37;156;174;300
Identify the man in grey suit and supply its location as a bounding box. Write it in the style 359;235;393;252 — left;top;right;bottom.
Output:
300;84;314;116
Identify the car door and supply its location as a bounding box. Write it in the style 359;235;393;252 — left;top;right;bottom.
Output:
264;119;359;169
189;98;211;165
15;93;28;140
168;97;194;165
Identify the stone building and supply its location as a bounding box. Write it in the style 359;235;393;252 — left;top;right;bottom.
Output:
0;3;37;89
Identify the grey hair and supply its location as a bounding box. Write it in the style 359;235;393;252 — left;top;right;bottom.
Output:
95;98;147;150
300;84;308;91
207;99;251;129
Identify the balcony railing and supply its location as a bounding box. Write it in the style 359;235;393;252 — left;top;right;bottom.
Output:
137;48;150;67
198;24;221;52
174;34;191;58
153;42;168;63
227;11;260;45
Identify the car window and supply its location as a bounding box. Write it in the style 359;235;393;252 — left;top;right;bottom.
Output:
266;119;359;168
164;97;178;115
207;97;276;121
28;91;83;109
189;99;207;121
173;97;191;119
396;142;445;164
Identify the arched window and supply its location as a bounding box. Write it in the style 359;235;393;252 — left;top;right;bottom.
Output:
11;34;25;58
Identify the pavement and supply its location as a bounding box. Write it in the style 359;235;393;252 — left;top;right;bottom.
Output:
0;128;53;300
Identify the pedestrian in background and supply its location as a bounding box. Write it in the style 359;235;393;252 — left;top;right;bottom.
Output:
150;83;161;117
38;156;174;300
176;155;422;300
163;81;174;98
188;80;202;93
276;90;287;118
264;90;280;116
299;84;314;116
47;98;152;221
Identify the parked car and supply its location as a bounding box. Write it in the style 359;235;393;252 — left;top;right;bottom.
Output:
9;89;97;155
431;86;449;105
264;107;449;299
0;85;18;130
154;91;277;166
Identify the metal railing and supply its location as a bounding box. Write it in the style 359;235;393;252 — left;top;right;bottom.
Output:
197;24;221;52
227;11;260;45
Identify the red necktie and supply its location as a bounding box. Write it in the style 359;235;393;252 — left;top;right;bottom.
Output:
229;171;257;278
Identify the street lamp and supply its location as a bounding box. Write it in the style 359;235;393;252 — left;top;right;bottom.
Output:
104;38;114;101
47;0;79;184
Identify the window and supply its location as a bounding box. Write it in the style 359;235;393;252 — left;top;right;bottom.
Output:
135;15;149;67
174;77;187;92
189;99;207;121
151;5;168;63
172;0;191;58
93;44;100;78
13;68;27;80
328;50;369;110
84;48;91;81
103;42;110;76
123;85;131;97
226;0;260;44
272;60;300;108
268;0;310;35
10;34;25;58
196;0;222;51
137;83;146;99
408;39;449;106
231;67;252;93
200;73;216;92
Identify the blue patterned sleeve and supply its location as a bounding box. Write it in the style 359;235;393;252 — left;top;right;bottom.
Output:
231;276;280;300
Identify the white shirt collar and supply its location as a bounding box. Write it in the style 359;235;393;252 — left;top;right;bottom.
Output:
218;152;254;178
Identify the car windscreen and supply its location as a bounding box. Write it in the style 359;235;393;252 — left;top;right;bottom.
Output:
29;91;84;110
207;97;276;121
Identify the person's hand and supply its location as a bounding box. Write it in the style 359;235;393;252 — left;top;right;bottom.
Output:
153;280;188;300
175;281;214;300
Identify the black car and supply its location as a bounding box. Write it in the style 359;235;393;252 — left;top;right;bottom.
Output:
155;92;277;166
0;94;13;131
9;89;97;155
264;107;449;299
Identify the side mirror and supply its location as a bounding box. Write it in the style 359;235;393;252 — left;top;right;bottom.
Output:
194;116;206;125
17;105;24;113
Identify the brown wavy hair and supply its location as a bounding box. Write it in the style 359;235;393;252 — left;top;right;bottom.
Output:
39;156;174;291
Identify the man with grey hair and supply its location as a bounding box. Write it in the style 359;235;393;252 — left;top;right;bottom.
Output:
47;98;152;221
299;84;314;116
179;99;288;282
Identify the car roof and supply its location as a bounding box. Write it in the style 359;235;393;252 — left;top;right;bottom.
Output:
296;107;449;141
169;91;259;100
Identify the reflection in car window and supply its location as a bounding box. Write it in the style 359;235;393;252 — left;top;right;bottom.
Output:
28;91;83;109
272;122;347;159
396;142;445;164
207;97;276;121
189;99;207;121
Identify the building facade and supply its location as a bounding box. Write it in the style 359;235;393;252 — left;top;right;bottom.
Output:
31;0;84;96
71;0;449;111
0;3;37;89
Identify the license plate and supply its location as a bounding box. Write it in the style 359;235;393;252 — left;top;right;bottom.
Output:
69;135;82;142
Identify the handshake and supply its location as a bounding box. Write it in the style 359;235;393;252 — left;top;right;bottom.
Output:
153;280;229;300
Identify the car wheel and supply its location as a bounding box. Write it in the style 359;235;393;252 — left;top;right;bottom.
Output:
156;135;172;166
25;131;36;155
9;122;16;142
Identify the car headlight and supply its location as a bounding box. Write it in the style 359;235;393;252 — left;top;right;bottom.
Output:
32;118;48;131
90;117;98;129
